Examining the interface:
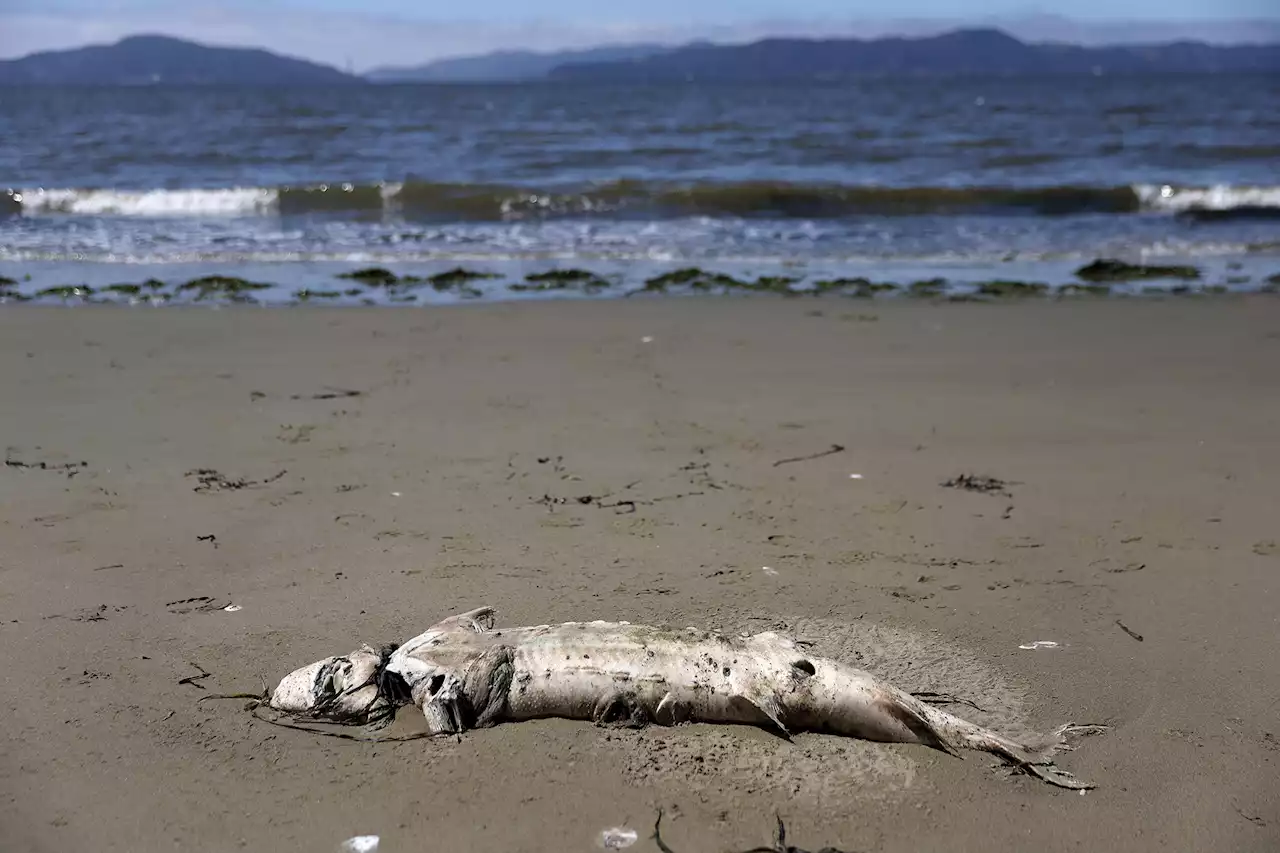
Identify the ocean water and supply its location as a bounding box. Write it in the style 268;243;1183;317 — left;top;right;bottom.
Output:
2;76;1278;304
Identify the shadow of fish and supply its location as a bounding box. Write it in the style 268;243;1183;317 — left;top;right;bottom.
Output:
654;810;854;853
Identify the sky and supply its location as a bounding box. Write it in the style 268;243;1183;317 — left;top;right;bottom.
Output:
1;0;1276;71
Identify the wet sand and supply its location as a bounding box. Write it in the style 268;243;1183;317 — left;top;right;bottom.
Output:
1;296;1278;852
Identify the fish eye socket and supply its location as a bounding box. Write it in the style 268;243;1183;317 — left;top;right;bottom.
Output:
428;674;446;694
792;659;816;677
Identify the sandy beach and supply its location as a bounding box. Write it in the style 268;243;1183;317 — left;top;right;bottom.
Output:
1;295;1277;853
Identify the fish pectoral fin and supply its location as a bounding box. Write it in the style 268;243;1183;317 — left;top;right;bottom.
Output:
462;645;514;728
734;689;791;740
592;691;651;729
654;692;689;726
419;674;467;736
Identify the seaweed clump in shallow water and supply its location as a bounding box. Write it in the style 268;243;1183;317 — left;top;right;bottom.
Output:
511;268;612;294
1075;259;1200;283
177;276;272;302
96;279;169;300
102;283;143;296
743;275;802;295
337;267;401;286
907;278;947;297
640;267;745;293
428;267;499;291
36;285;95;301
0;281;30;302
811;277;899;297
975;280;1049;298
1058;283;1111;297
427;267;497;298
293;289;344;301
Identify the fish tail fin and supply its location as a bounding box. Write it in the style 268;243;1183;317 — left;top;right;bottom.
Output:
910;696;1104;790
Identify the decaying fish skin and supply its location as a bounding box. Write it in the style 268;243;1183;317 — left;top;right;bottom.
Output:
267;644;394;726
373;607;1103;789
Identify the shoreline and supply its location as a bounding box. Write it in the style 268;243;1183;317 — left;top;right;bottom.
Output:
3;253;1278;307
2;297;1278;852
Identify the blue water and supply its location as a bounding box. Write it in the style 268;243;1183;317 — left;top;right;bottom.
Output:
2;76;1278;303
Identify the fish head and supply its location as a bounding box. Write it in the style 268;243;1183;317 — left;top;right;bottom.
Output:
268;645;394;724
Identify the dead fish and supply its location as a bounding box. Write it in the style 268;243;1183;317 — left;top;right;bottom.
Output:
269;607;1104;788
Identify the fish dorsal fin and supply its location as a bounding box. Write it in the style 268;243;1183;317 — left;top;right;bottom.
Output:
426;606;498;634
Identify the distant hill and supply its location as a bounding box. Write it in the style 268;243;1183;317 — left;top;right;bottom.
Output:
366;44;669;83
0;35;361;86
548;28;1280;81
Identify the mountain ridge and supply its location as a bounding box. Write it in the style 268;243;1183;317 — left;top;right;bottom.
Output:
0;34;361;86
367;44;668;82
1;28;1276;86
548;27;1280;81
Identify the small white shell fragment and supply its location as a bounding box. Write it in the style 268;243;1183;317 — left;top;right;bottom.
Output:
762;566;779;576
390;491;401;497
640;336;654;343
1018;640;1060;650
339;836;379;853
849;473;864;479
600;827;638;848
223;604;242;613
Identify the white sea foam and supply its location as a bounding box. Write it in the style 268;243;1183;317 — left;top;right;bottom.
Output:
1134;183;1280;212
12;183;1280;219
15;187;278;217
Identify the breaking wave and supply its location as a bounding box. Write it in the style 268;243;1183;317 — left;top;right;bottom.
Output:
6;181;1280;221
